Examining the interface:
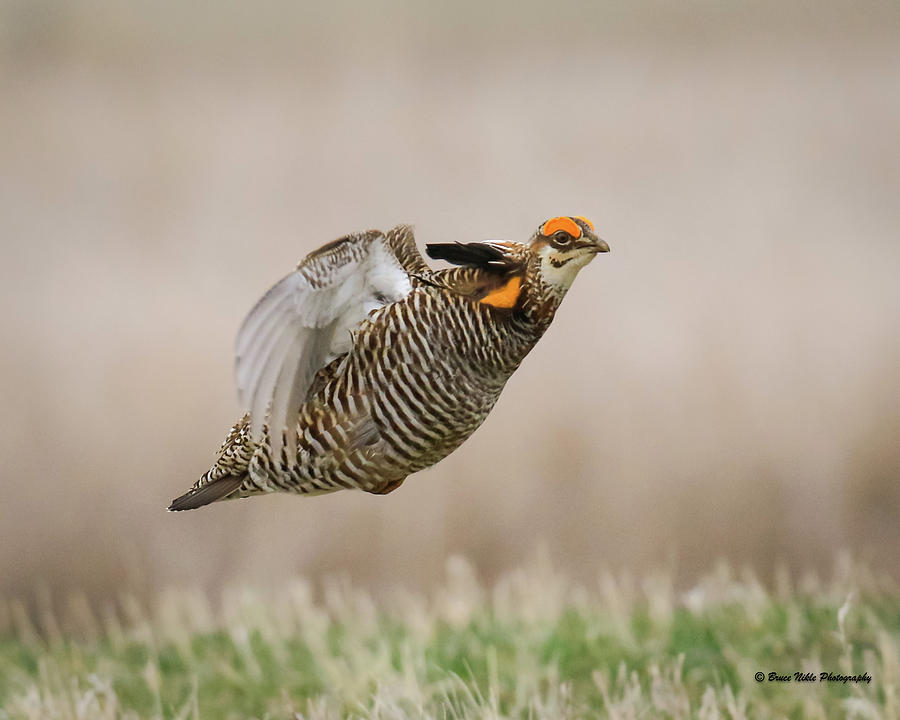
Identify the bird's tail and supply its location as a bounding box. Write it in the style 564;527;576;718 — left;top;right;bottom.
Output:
168;474;245;511
170;414;256;511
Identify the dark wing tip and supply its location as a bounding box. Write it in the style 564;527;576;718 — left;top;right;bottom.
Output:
168;475;245;512
425;242;507;268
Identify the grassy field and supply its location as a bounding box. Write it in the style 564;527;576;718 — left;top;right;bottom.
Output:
1;556;897;719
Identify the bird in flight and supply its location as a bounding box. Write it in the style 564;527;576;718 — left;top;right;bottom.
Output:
169;216;609;510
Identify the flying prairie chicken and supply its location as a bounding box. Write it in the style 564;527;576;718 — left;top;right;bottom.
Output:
169;216;609;511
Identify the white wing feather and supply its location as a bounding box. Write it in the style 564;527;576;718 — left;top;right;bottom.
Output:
234;232;412;463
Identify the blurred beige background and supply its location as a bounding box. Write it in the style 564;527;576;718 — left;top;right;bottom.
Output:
1;0;899;602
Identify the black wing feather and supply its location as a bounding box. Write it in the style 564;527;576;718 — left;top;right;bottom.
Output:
426;242;509;269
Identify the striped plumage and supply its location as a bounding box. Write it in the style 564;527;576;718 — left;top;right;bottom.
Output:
169;217;609;510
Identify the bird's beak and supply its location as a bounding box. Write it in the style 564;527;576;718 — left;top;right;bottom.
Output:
591;238;610;253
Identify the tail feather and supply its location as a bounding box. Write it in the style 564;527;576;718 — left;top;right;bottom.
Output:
168;475;245;512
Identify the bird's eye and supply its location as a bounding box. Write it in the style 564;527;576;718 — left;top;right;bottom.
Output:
554;231;571;245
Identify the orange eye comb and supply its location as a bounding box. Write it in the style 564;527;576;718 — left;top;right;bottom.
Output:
575;215;594;231
540;216;582;238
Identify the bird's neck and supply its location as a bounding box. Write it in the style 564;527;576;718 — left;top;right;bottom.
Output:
519;257;566;328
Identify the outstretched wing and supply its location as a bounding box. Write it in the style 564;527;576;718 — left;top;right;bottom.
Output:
235;226;423;462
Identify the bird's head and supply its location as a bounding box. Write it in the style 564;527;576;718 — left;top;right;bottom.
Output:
529;216;609;295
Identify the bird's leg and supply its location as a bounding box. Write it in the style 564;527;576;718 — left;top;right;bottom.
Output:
370;478;405;495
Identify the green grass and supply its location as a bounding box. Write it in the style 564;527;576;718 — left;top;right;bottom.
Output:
1;557;898;719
